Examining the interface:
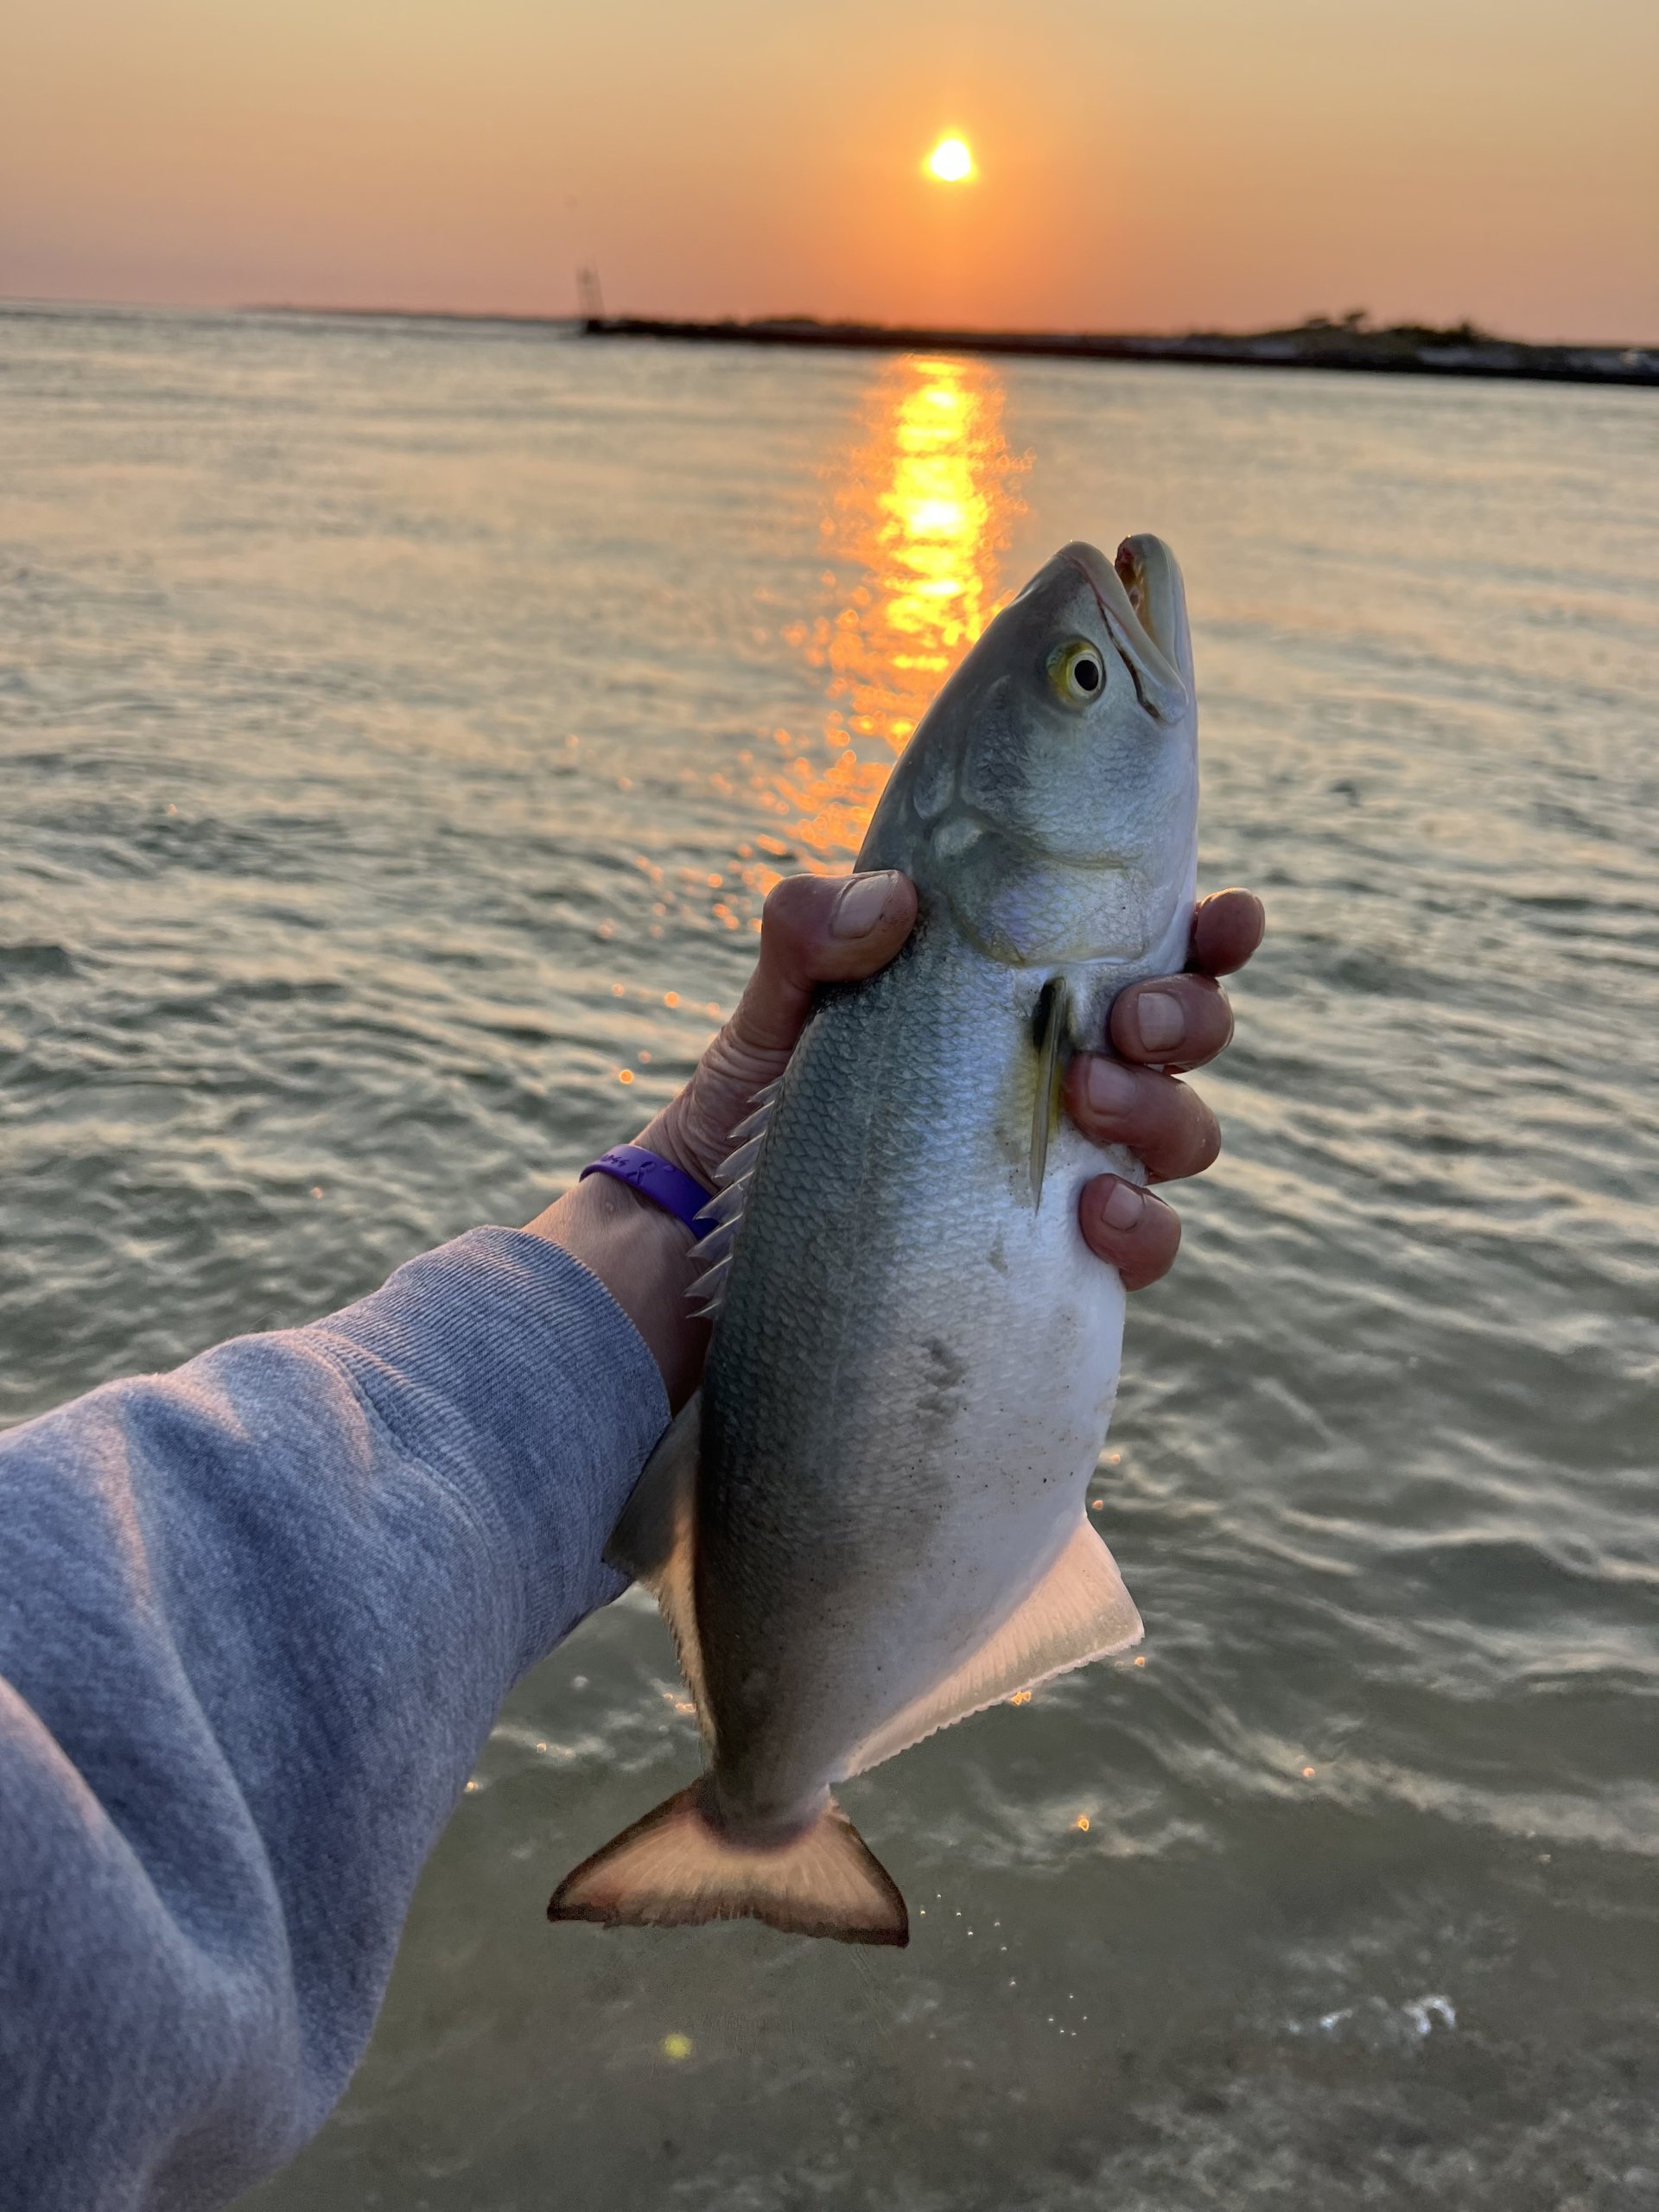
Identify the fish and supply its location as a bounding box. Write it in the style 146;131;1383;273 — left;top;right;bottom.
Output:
550;536;1200;1946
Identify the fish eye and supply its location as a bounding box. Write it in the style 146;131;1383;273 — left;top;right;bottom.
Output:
1047;639;1107;707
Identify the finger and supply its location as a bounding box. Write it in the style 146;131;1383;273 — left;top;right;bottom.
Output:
1109;972;1234;1073
730;871;918;1059
1190;888;1265;977
1077;1176;1182;1292
1063;1058;1221;1184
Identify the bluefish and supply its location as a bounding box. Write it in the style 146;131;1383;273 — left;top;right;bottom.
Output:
551;537;1199;1944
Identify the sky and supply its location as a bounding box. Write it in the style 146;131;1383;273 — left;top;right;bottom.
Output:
3;0;1655;340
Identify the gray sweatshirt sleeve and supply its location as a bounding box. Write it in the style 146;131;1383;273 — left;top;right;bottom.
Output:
0;1226;669;2212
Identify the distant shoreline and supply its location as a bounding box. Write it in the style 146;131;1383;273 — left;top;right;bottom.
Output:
5;299;1655;388
582;315;1659;390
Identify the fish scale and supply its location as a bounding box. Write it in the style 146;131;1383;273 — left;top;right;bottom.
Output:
701;924;1133;1821
550;534;1201;1944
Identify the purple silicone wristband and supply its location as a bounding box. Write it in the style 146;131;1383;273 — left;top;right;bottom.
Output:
579;1144;715;1235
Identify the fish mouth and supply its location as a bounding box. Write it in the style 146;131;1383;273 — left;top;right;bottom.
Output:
1113;537;1175;660
1059;537;1192;709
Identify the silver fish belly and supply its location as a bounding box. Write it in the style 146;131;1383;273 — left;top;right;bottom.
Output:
551;533;1201;1945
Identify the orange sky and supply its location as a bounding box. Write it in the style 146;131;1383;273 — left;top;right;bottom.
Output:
3;0;1655;340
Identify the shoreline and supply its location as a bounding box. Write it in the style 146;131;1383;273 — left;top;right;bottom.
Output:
582;314;1659;390
5;299;1654;389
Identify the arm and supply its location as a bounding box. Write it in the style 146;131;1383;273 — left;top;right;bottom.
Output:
0;872;1262;2212
0;1231;668;2212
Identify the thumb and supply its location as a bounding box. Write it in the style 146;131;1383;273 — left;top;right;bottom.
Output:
734;871;918;1058
645;870;917;1189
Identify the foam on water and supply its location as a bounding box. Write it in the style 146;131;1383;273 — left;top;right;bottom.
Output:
3;304;1657;2209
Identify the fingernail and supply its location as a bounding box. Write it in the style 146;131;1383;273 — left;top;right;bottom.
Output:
1101;1179;1145;1230
1083;1058;1136;1121
1134;990;1184;1055
830;871;899;938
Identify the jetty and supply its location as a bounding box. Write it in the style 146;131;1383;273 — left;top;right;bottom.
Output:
582;312;1658;390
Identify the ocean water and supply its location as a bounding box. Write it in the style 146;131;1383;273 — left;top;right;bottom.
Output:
3;304;1657;2209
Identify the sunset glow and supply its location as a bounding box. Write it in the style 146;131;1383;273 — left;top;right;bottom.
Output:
744;354;1022;892
925;137;975;183
0;0;1650;340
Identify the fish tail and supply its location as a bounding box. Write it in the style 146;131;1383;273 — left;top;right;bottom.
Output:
548;1781;909;1948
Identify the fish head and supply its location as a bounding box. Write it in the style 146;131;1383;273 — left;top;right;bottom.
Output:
858;537;1199;968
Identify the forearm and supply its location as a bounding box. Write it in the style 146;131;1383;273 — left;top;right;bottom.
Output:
0;1228;666;2212
524;1142;709;1412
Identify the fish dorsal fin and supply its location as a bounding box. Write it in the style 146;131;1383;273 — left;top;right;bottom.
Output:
605;1392;714;1745
684;1075;783;1319
842;1516;1143;1779
1030;976;1071;1209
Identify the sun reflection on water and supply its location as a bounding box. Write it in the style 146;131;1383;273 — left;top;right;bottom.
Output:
738;354;1024;904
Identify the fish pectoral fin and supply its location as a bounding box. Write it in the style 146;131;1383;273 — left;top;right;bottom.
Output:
1029;975;1071;1209
606;1392;713;1745
843;1516;1144;1778
549;1781;908;1948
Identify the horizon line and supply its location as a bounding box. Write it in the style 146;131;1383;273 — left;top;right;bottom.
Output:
3;295;1656;357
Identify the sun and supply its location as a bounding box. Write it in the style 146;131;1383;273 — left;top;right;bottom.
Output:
925;136;975;184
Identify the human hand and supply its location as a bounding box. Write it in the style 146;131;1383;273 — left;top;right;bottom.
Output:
531;873;1263;1405
648;871;1263;1295
1063;885;1265;1291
